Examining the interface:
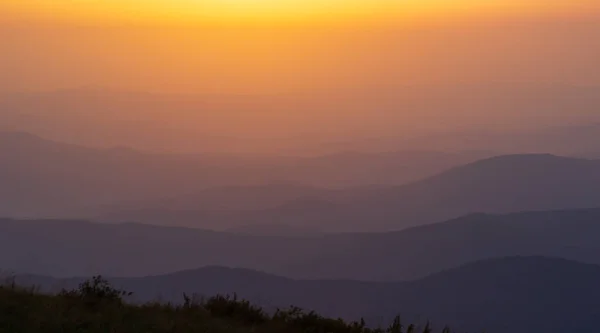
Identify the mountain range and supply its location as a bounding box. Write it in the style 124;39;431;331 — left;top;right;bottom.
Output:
12;256;600;333
4;207;600;280
2;86;600;154
2;127;600;332
104;153;600;232
5;131;600;232
0;131;488;222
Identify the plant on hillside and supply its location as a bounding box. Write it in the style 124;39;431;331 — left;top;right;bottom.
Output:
60;275;132;304
0;278;456;333
203;293;268;325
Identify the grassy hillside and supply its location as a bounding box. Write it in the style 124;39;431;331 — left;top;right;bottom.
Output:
0;278;443;333
13;257;600;333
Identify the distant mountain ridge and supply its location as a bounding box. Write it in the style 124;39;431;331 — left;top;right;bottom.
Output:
8;131;600;232
105;153;600;232
335;153;600;230
5;207;600;280
0;131;488;222
2;86;599;154
12;257;600;333
5;131;600;233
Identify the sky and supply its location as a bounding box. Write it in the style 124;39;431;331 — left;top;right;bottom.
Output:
1;0;599;153
1;0;599;94
2;0;599;26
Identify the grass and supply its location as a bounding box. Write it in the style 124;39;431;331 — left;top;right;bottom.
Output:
0;276;451;333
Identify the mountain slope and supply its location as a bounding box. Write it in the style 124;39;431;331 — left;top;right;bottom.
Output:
335;154;600;230
13;257;600;333
5;208;600;280
0;131;485;223
13;132;600;233
103;154;600;232
0;132;277;217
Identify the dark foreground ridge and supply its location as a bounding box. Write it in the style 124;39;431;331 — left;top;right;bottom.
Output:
12;256;600;333
0;277;447;333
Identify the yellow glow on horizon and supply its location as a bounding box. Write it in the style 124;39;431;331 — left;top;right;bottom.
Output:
2;0;599;27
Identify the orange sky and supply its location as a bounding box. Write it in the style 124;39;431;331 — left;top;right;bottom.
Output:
1;1;599;94
1;0;599;150
2;0;599;27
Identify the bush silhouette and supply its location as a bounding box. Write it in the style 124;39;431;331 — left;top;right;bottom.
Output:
1;278;456;333
61;275;133;304
203;293;268;325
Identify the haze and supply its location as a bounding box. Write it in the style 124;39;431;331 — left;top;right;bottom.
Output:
3;2;600;332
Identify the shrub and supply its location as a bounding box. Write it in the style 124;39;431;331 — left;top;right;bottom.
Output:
60;276;132;304
203;293;268;325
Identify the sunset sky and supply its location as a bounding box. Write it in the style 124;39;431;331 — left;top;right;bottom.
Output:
2;0;599;26
1;0;599;94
